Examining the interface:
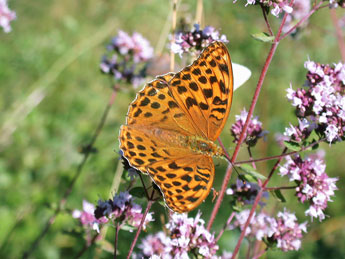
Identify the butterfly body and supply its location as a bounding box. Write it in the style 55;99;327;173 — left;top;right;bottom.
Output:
119;41;233;213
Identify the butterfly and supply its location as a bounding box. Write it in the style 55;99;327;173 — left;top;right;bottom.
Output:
119;41;233;213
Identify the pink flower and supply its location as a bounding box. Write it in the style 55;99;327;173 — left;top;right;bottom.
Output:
73;200;108;233
95;191;154;231
273;209;307;251
100;30;153;88
0;0;16;33
286;61;345;143
138;212;218;258
170;24;228;56
279;154;338;221
231;108;267;146
231;208;307;252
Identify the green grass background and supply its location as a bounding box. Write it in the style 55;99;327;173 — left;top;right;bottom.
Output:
1;0;345;258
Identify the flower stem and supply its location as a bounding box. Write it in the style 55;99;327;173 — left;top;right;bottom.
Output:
231;148;287;258
235;139;322;165
215;212;235;242
206;0;293;231
279;0;323;41
114;222;120;259
126;191;155;259
261;4;274;36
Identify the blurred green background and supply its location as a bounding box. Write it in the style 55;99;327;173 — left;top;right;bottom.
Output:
1;0;345;258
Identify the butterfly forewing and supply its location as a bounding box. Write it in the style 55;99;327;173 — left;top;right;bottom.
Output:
169;41;233;141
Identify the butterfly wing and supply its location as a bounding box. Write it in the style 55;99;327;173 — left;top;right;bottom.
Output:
148;155;214;213
168;41;233;141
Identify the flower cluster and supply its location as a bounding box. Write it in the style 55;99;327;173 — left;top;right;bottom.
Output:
329;0;345;8
138;212;218;258
94;191;153;231
233;0;293;17
286;61;345;143
73;200;108;233
226;179;268;206
100;31;154;88
0;0;16;33
170;24;228;57
230;108;266;147
282;0;310;34
231;209;307;251
272;209;308;252
279;154;338;221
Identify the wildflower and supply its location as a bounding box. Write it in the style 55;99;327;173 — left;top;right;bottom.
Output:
230;210;276;241
272;209;307;251
94;191;154;231
138;212;218;258
170;24;228;56
282;0;311;34
226;179;268;206
100;31;153;88
286;61;345;143
0;0;16;33
231;209;307;251
230;108;267;146
138;232;172;258
73;200;108;233
233;0;292;17
279;154;338;221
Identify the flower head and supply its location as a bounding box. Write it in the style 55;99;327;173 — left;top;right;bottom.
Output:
233;0;293;17
226;179;268;206
94;191;154;231
231;108;267;146
100;31;153;88
73;200;108;233
170;24;228;57
231;208;307;251
138;212;218;258
279;154;338;221
0;0;16;33
286;61;345;143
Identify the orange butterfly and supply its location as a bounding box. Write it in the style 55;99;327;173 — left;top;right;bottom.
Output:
119;41;233;213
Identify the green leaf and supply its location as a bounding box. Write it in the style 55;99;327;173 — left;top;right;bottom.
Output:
283;140;301;151
251;32;274;43
270;189;286;203
129;187;146;198
239;164;267;182
121;224;136;232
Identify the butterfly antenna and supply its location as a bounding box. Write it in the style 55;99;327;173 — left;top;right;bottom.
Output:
224;156;247;184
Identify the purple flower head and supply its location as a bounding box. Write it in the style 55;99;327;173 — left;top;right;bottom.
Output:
170;24;228;57
226;179;268;206
138;232;172;258
282;0;311;34
138;212;218;258
329;0;345;8
73;200;108;233
230;210;277;241
0;0;16;33
231;208;307;252
271;208;307;251
231;108;267;147
233;0;293;17
100;31;153;88
286;61;345;143
279;154;338;221
94;191;154;231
